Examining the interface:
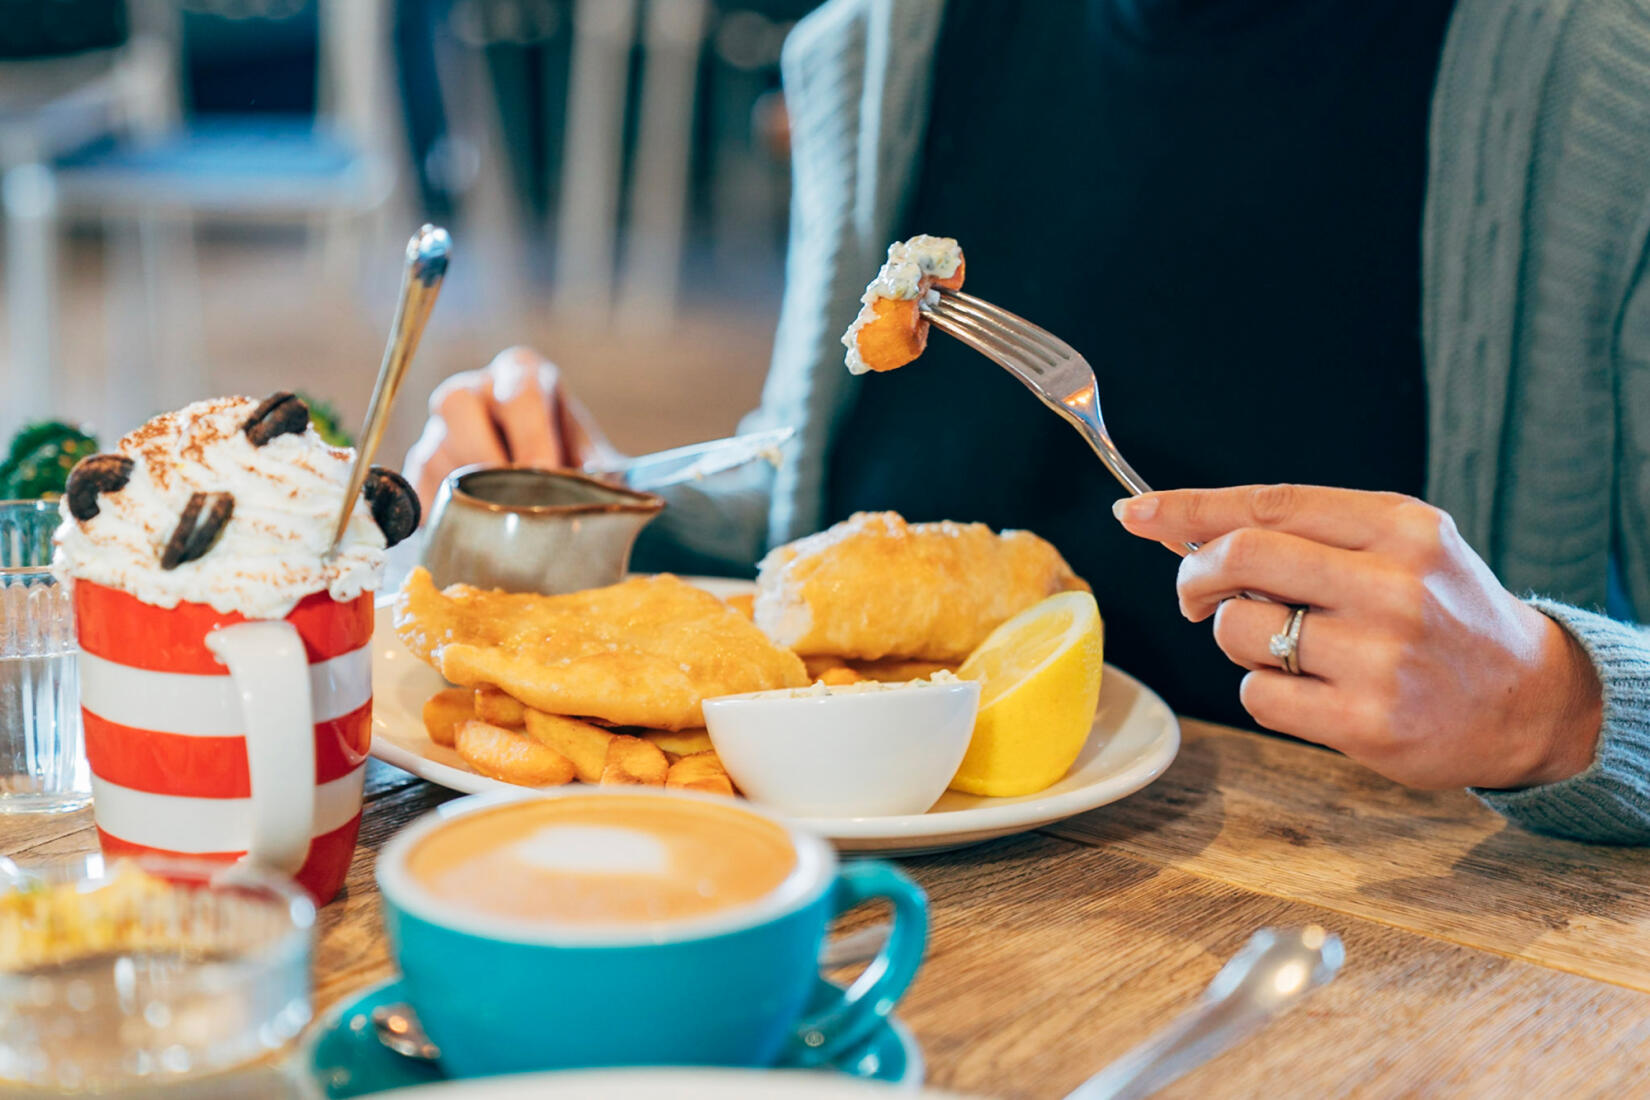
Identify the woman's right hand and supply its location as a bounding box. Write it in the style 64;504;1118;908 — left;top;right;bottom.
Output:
403;347;620;510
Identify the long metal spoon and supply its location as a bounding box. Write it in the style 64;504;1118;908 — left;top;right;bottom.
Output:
328;225;451;552
1064;926;1344;1100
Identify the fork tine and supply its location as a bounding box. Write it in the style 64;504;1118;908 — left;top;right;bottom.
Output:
943;291;1074;360
924;305;1049;379
944;290;1067;351
934;297;1062;368
930;295;1056;367
925;306;1050;377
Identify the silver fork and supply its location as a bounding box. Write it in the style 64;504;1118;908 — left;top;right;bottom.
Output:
921;289;1196;554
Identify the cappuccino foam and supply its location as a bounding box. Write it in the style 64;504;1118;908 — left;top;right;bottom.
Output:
407;796;798;927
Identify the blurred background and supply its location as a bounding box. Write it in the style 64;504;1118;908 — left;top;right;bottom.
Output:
0;0;817;465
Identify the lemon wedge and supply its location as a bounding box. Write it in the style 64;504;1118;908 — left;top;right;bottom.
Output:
950;590;1104;797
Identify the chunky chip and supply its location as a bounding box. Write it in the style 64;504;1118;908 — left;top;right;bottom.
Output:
642;728;714;760
803;654;852;681
666;751;735;797
524;710;615;784
847;657;958;683
455;720;576;786
423;687;476;747
474;686;528;728
600;734;669;787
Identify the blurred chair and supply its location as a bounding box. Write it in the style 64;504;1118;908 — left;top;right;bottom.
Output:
388;0;790;330
1;0;400;437
0;0;168;438
555;0;788;326
414;0;557;326
615;0;709;328
551;0;638;321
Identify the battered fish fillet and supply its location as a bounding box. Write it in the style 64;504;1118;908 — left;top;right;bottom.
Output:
754;512;1089;662
396;568;807;730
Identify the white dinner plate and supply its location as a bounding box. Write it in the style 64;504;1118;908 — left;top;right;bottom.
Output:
370;580;1179;857
374;1068;968;1099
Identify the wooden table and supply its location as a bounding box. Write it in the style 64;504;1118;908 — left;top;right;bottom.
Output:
12;720;1650;1097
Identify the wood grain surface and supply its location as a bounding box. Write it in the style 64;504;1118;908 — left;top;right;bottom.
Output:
10;728;1650;1097
1049;721;1650;992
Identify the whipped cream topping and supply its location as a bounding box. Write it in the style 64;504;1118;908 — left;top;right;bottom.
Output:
53;395;386;620
843;234;963;374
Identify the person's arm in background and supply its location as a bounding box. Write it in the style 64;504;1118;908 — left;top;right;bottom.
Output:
402;346;779;576
402;0;947;573
1461;252;1650;843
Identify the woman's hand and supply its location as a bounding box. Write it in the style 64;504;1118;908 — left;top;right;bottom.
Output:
1114;485;1603;791
403;347;620;509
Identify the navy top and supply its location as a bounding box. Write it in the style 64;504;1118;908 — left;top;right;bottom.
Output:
827;0;1456;727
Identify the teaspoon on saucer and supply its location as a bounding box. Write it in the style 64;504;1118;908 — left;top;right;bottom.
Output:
371;1003;441;1062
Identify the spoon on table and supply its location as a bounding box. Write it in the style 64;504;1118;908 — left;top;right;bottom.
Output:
328;224;451;553
1064;925;1344;1100
370;921;896;1063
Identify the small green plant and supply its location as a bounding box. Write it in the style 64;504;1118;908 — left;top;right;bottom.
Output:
299;392;355;448
0;421;99;500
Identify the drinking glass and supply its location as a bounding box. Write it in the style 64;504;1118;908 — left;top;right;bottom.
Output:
0;499;87;813
0;852;317;1096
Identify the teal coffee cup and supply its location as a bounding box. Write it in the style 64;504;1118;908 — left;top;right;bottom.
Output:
377;789;928;1078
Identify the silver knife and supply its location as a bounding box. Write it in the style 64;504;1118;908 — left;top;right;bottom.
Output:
585;426;795;492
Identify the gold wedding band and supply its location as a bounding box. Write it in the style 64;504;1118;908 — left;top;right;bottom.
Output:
1267;606;1308;676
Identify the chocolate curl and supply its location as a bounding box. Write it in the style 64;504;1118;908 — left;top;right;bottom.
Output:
65;454;134;522
363;466;420;548
242;392;310;447
160;492;235;569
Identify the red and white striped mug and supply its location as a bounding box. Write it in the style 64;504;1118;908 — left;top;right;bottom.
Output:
73;581;374;903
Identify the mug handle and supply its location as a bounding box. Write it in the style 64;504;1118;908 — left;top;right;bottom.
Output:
789;860;929;1067
205;621;315;876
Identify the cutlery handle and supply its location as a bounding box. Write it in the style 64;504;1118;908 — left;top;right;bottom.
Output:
329;225;450;551
1065;927;1342;1100
1088;435;1154;499
1058;400;1204;554
1068;412;1155;499
1064;995;1276;1100
1062;386;1286;579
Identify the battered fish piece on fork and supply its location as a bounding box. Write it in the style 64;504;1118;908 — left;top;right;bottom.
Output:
396;568;808;730
754;512;1089;663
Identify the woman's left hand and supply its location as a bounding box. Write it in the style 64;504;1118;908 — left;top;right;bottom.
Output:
1114;485;1603;791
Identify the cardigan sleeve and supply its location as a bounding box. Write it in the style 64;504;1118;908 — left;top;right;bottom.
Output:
626;421;776;578
1477;4;1650;843
630;0;946;570
1472;599;1650;843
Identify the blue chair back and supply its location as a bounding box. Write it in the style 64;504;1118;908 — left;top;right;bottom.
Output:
0;0;127;60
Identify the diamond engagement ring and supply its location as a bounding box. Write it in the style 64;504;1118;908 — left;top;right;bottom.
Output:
1268;606;1308;676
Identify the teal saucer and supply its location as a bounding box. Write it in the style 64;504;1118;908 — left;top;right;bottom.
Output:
305;978;924;1097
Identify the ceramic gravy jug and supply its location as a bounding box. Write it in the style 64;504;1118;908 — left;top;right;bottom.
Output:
422;467;664;594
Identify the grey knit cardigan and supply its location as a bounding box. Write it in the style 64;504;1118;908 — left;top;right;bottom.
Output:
645;0;1650;843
